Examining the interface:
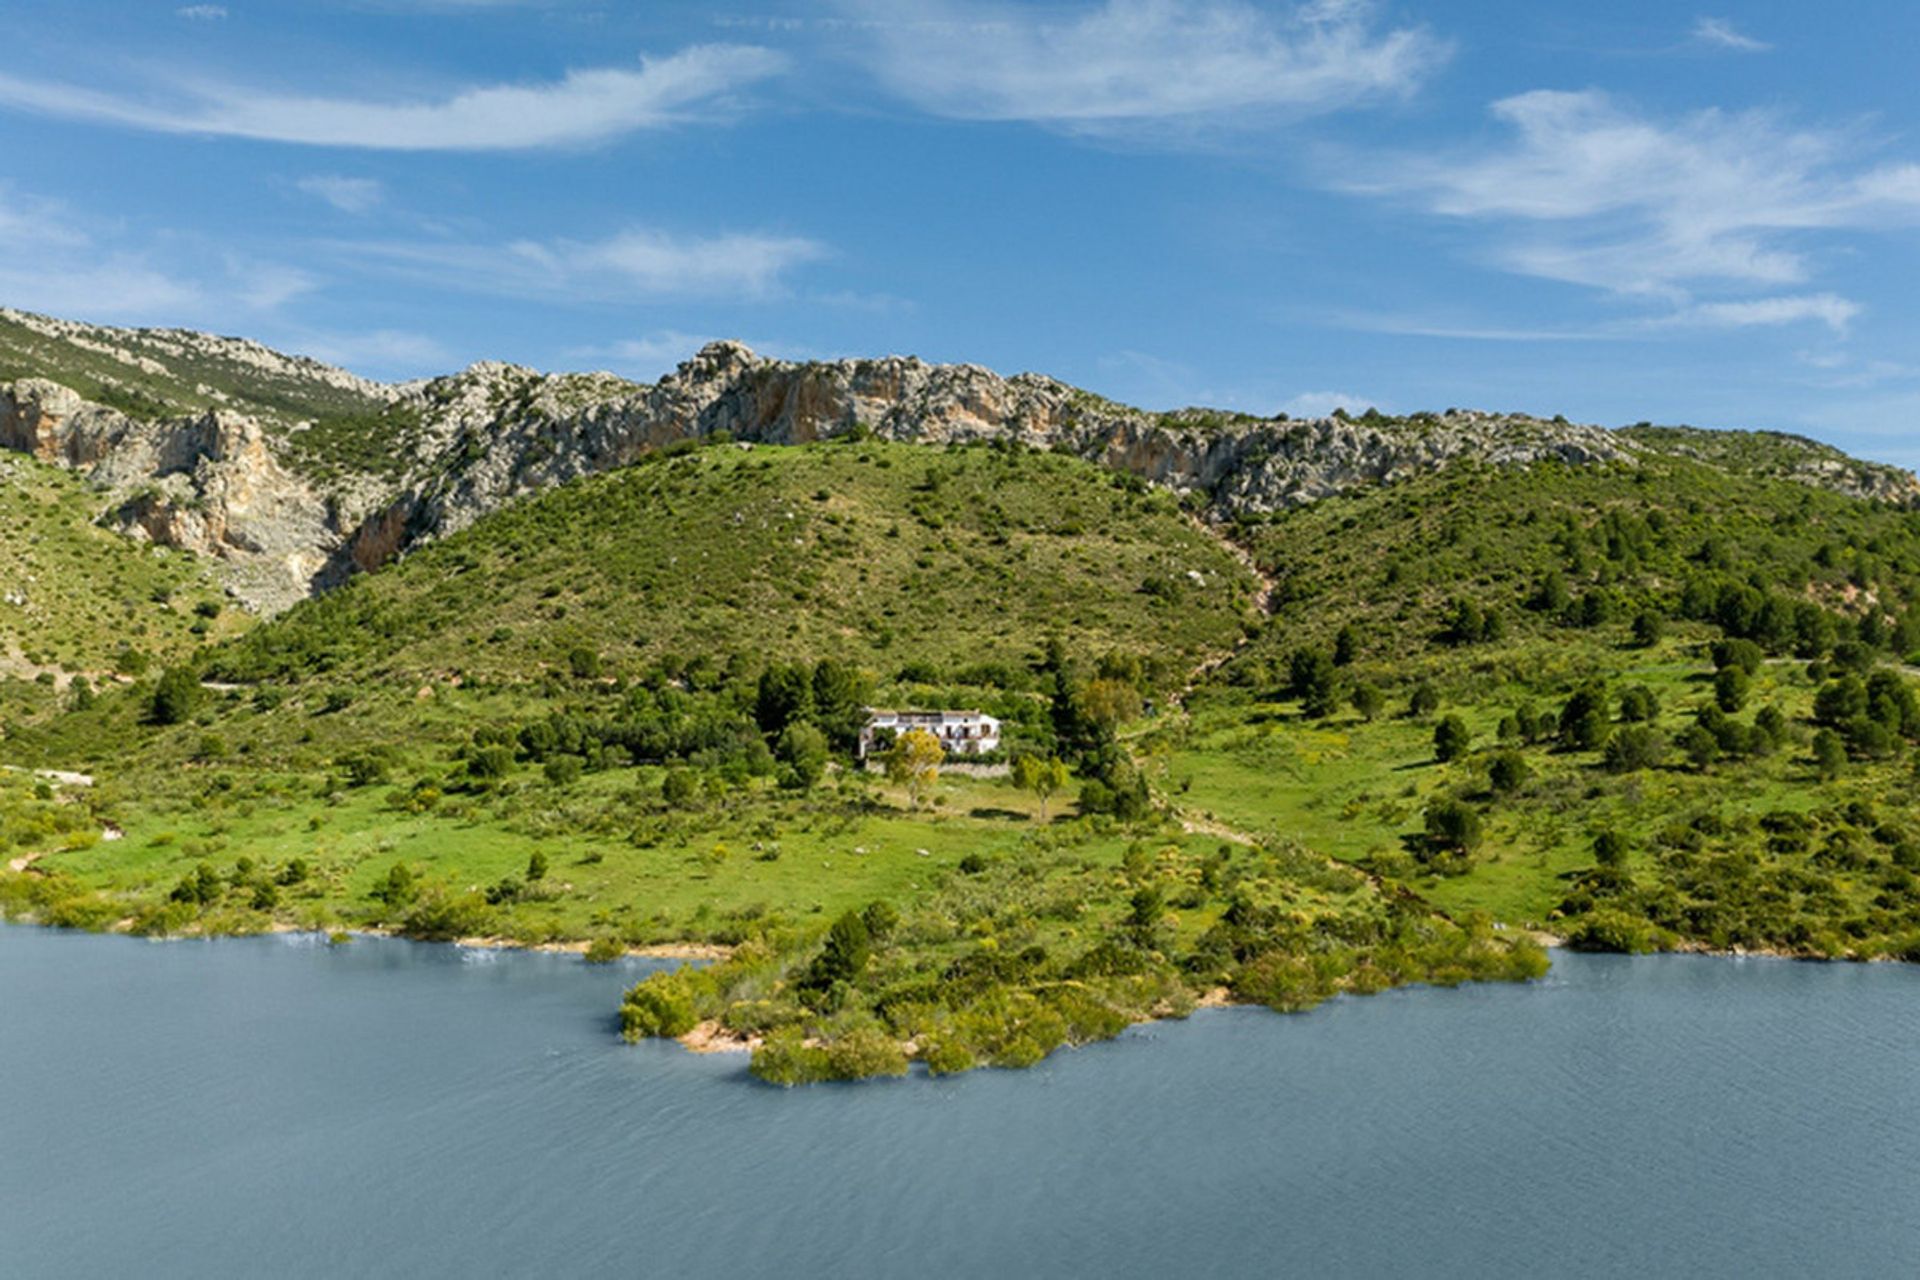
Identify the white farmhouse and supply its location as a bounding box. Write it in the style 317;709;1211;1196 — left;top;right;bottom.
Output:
859;709;1003;760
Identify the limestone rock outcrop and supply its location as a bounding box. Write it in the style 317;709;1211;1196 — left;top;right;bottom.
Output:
5;322;1915;615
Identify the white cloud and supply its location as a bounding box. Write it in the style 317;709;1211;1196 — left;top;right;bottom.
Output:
573;331;721;379
843;0;1447;131
1664;293;1859;333
0;43;783;151
281;328;454;377
176;4;228;19
296;175;384;214
1692;17;1769;53
1280;390;1380;418
333;225;828;301
0;184;310;324
1340;90;1920;330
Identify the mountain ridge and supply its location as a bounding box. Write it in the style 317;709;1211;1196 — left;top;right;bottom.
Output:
4;306;1915;614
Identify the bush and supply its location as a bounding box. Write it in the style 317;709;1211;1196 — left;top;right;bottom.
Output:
1487;750;1530;794
822;1025;910;1080
751;1026;832;1086
149;667;202;726
1423;799;1482;856
1603;726;1666;773
583;937;626;964
398;890;492;941
621;969;703;1040
1433;715;1472;763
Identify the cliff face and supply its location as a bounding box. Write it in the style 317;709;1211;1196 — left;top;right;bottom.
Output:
384;342;1640;552
0;378;370;612
5;326;1916;614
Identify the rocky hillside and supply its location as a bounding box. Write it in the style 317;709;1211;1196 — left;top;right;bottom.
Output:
3;306;1915;614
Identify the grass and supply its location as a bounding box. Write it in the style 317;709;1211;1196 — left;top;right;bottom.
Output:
0;452;241;683
205;438;1261;684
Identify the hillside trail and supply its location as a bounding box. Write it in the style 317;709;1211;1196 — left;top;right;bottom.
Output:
1176;512;1276;702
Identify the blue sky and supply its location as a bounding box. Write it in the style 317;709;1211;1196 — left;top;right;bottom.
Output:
2;2;1919;464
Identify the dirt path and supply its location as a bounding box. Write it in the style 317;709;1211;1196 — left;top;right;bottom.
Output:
1;765;94;787
1178;513;1276;699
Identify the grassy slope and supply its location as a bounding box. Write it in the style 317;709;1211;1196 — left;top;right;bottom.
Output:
0;452;239;684
1161;455;1920;958
0;310;387;428
210;438;1258;684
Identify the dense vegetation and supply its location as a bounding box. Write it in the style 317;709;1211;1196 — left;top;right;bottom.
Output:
8;416;1920;1084
205;438;1258;683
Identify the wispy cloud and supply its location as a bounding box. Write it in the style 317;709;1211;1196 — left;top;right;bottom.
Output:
1663;293;1859;333
332;225;829;301
1339;90;1920;329
176;4;228;19
0;184;310;323
295;175;384;214
279;328;454;377
843;0;1448;132
0;43;784;150
1692;17;1769;53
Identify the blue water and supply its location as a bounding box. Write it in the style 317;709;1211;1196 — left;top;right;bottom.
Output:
2;926;1917;1279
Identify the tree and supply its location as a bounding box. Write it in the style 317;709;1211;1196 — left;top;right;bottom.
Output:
1333;624;1360;666
776;722;831;789
1487;750;1530;794
886;728;944;808
1433;715;1472;763
526;849;549;882
661;769;699;808
1678;724;1718;771
1423;799;1483;856
810;660;872;754
1350;683;1385;722
1081;678;1143;734
754;664;815;736
149;666;202;726
1408;681;1441;719
1813;728;1847;780
566;646;602;680
1714;666;1751;713
1013;754;1069;820
1288;647;1341;719
1617;685;1660;723
1594;828;1630;870
1559;682;1611;751
1630;611;1665;648
806;910;872;990
1603;726;1666;773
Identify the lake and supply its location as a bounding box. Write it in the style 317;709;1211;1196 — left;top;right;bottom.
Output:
2;924;1916;1278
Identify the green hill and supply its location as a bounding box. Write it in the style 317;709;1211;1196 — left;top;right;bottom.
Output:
7;318;1920;1083
1160;454;1920;963
0;451;237;693
206;436;1258;686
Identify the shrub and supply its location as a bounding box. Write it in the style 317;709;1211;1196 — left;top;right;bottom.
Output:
1487;750;1530;794
398;891;492;941
1423;799;1483;855
1603;726;1666;773
1433;715;1472;763
149;667;201;726
751;1027;832;1086
621;970;703;1040
584;937;626;964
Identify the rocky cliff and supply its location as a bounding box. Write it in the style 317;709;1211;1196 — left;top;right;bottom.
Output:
4;310;1915;613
